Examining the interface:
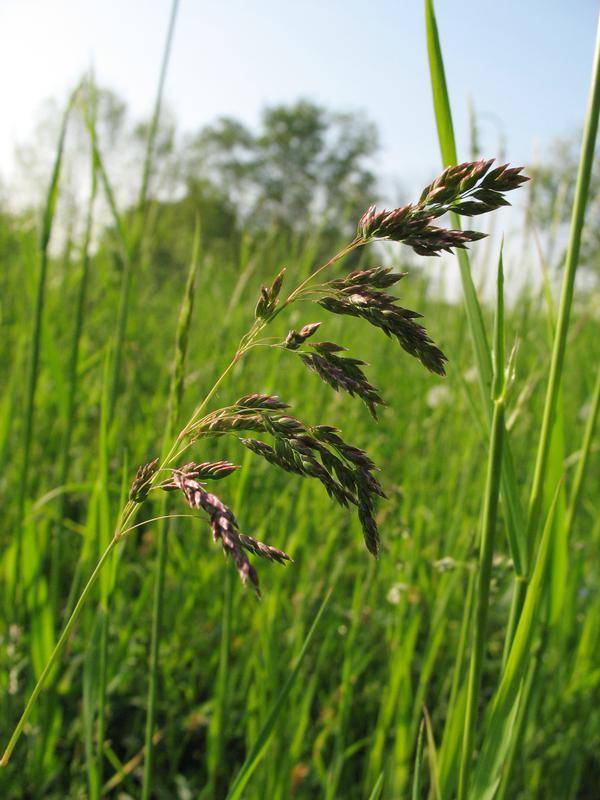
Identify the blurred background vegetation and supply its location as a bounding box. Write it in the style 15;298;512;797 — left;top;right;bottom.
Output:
0;41;598;800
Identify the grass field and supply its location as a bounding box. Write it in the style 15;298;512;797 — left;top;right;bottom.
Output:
1;2;599;798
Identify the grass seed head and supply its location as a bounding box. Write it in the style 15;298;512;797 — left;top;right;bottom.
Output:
357;158;528;254
172;470;290;595
129;457;160;503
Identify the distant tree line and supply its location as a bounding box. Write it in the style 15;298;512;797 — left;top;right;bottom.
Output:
2;84;600;283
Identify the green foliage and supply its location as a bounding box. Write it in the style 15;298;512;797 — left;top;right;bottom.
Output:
0;10;599;800
186;99;378;232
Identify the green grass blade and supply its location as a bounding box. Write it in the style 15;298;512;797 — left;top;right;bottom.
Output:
14;93;75;596
424;0;526;577
141;222;200;800
423;707;441;800
469;483;563;800
438;570;475;797
0;536;118;766
458;251;506;799
224;588;333;800
459;420;505;789
368;772;385;800
505;11;600;653
492;248;505;402
496;366;600;796
411;720;425;800
50;122;98;617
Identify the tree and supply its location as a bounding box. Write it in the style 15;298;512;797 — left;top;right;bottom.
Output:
184;99;379;234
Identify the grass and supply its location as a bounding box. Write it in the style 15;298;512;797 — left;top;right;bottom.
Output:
0;2;599;798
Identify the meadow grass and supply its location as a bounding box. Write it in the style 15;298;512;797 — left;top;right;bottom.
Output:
0;2;599;798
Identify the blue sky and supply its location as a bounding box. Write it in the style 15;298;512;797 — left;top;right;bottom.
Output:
0;0;597;196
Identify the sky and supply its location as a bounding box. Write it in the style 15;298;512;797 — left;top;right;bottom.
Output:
0;0;597;198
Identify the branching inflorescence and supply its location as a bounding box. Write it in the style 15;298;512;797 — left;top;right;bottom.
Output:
0;157;529;771
128;158;528;591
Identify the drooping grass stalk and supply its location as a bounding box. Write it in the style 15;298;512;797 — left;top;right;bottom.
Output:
141;224;200;800
1;154;522;772
424;0;526;579
224;589;332;800
0;235;355;765
49;125;98;617
457;252;506;800
504;13;600;655
14;94;75;599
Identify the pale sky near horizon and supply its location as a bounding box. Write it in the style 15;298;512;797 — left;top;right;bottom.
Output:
0;0;598;199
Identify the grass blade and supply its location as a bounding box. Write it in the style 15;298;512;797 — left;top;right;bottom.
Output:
368;772;385;800
224;588;333;800
423;707;441;800
469;482;563;800
504;10;600;654
14;92;75;597
424;0;526;577
141;221;200;799
411;719;425;800
49;115;98;617
458;253;506;800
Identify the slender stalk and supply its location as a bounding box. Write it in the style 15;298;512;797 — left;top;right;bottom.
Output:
281;238;362;309
495;638;543;800
504;13;600;655
458;400;505;799
1;226;377;767
458;253;505;800
0;536;119;767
